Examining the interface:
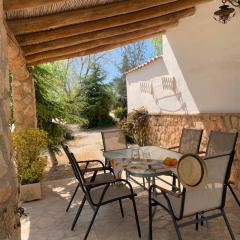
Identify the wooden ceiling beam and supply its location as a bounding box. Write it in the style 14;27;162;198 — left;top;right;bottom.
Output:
8;0;177;34
24;19;175;55
3;0;64;11
23;8;195;56
27;31;165;66
17;7;194;46
5;23;29;80
26;23;177;64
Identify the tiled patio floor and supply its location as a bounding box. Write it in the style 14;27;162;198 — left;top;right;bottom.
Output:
21;177;240;240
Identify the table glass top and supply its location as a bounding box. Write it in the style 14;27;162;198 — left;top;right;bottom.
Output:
103;146;182;177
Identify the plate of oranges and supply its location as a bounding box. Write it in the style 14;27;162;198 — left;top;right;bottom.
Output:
163;157;178;167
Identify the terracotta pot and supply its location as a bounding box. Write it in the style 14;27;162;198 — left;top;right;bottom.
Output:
20;182;42;202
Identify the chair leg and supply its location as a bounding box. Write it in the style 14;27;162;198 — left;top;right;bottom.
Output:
167;205;182;240
84;206;100;240
148;196;153;240
195;213;199;231
71;196;86;231
228;183;240;207
172;175;177;192
200;214;204;226
131;196;141;238
222;210;236;240
172;218;183;240
119;199;124;218
66;183;80;212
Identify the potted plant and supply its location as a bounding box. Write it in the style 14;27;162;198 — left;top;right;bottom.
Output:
12;128;48;202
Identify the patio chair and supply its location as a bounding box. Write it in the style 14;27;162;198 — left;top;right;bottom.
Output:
149;152;236;240
169;128;203;154
204;131;240;207
168;128;203;189
101;129;127;166
69;151;141;240
61;142;115;212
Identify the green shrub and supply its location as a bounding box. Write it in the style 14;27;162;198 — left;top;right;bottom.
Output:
97;116;116;127
114;107;128;120
12;128;48;185
64;131;75;140
118;118;135;144
119;107;149;146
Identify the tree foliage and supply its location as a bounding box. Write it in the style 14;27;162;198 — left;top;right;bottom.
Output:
112;41;148;109
30;63;85;166
151;36;163;55
78;63;114;128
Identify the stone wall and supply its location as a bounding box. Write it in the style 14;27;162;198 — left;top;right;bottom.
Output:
146;113;240;190
0;1;20;239
12;74;37;129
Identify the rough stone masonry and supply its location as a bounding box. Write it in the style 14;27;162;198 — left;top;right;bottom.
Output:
0;0;20;239
146;113;240;190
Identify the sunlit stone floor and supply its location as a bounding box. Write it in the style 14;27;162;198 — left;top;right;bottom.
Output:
21;177;240;240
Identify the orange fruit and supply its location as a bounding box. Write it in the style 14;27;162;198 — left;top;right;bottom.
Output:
170;158;177;167
163;158;171;166
163;157;177;167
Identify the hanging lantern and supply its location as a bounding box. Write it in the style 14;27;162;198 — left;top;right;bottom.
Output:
214;0;240;24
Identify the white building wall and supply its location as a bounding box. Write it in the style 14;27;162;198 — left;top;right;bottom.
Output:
127;0;240;114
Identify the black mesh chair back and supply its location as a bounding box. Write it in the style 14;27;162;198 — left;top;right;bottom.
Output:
69;150;141;239
69;152;91;198
61;142;80;180
206;131;238;157
178;128;203;154
101;129;127;151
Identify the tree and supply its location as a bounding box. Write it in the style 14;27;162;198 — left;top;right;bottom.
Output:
30;64;84;167
112;41;148;109
112;52;130;108
78;63;114;128
151;35;163;55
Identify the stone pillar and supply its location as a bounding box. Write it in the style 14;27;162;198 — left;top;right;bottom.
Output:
0;1;21;239
12;74;37;129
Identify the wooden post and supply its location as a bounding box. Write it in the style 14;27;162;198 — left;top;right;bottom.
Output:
0;1;20;239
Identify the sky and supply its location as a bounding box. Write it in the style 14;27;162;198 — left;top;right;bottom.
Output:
69;39;157;85
95;39;156;83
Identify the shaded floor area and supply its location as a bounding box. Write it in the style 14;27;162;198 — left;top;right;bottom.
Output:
21;177;240;240
22;126;240;239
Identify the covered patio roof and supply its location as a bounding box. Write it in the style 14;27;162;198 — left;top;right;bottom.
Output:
4;0;211;76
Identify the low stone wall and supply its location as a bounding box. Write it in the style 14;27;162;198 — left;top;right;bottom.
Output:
146;113;240;190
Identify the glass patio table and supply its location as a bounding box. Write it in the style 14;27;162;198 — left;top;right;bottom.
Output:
103;146;182;190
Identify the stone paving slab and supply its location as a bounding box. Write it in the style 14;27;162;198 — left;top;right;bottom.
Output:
21;177;240;240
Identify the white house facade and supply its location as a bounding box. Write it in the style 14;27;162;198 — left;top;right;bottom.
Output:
126;0;240;114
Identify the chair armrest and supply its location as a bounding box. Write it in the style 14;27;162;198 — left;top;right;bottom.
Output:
85;178;115;187
204;151;232;160
86;178;133;191
150;184;182;198
77;160;105;173
83;166;113;173
77;159;104;167
83;167;105;173
168;146;180;150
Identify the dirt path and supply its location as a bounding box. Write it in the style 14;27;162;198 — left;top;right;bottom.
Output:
44;124;117;181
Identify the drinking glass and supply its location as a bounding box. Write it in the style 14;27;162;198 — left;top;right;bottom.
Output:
131;148;141;161
143;151;151;160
